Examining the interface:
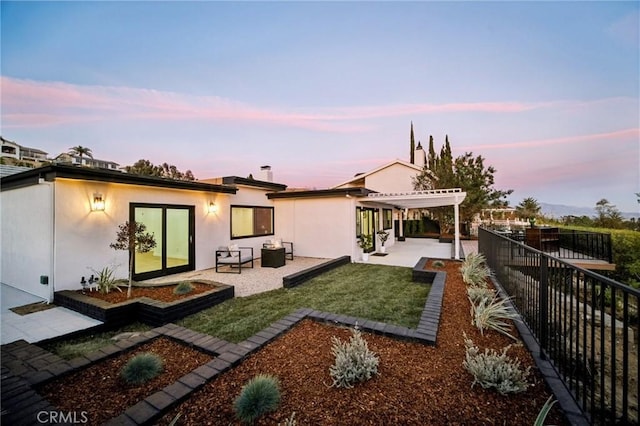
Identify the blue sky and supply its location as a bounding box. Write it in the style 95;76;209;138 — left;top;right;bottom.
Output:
2;1;639;212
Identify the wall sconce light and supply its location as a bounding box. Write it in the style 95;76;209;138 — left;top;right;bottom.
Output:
208;202;218;214
91;193;105;211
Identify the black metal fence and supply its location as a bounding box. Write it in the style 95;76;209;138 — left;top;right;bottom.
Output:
479;227;639;425
500;228;612;263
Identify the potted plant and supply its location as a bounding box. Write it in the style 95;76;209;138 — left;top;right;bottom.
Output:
357;234;373;261
376;230;390;253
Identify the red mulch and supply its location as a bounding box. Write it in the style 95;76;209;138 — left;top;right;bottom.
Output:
78;282;219;304
154;261;568;425
38;338;213;425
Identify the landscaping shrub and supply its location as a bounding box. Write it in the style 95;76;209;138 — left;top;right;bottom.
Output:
466;286;495;304
460;253;491;288
432;260;445;268
173;281;194;295
462;334;530;395
120;352;164;385
234;374;281;424
470;295;518;340
329;326;379;388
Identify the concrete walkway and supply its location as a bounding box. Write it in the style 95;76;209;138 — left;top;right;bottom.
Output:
365;238;454;267
1;284;102;345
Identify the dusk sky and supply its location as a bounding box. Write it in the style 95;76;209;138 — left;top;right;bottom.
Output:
2;1;639;212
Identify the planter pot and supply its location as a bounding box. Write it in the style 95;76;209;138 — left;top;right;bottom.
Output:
379;246;386;253
362;252;369;262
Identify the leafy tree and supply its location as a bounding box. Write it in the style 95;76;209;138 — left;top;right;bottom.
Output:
68;145;93;161
124;159;196;181
409;122;415;164
109;221;156;298
413;136;512;233
594;199;624;229
516;197;541;221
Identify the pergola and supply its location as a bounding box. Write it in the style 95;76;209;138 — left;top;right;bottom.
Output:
363;188;467;259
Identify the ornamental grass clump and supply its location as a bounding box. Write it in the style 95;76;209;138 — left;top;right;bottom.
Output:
460;253;491;288
466;286;495;304
329;326;379;388
470;294;519;340
120;352;163;385
173;281;194;295
463;333;530;395
234;374;281;425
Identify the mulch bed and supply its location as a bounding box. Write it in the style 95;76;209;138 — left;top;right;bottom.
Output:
156;261;567;425
38;337;213;425
78;282;219;304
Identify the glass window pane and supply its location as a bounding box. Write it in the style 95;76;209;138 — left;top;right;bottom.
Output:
231;207;254;238
254;208;273;235
166;209;189;268
134;207;163;274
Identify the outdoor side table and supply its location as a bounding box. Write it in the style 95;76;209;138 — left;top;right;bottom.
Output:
261;247;285;268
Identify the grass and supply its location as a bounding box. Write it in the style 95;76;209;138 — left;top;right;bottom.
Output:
45;263;428;358
42;322;152;360
178;263;428;342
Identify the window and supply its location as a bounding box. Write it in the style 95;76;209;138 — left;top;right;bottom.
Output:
231;206;274;239
383;209;393;230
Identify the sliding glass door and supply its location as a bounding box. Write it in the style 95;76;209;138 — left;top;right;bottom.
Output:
131;204;195;281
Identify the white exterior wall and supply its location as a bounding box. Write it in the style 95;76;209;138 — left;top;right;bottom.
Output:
1;181;54;300
274;197;358;259
52;179;234;291
364;163;419;193
227;185;278;256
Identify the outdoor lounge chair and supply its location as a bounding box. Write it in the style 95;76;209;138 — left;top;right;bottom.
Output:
263;238;294;260
216;246;254;273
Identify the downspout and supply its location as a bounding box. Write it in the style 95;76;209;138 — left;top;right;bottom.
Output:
39;176;56;303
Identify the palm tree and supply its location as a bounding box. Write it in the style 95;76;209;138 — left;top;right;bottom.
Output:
68;146;93;165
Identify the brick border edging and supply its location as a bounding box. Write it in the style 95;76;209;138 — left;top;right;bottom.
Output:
2;267;446;425
54;282;234;327
490;276;589;426
282;256;351;288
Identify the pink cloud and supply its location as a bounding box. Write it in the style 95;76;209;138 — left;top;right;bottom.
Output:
5;76;616;133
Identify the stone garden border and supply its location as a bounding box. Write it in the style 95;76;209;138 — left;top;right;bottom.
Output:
54;281;234;327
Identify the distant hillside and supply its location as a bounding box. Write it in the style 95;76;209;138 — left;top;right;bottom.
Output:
540;202;639;220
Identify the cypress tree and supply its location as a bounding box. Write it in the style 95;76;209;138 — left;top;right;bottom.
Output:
428;135;436;171
410;122;415;164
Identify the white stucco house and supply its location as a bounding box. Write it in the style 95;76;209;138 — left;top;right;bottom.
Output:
1;153;466;302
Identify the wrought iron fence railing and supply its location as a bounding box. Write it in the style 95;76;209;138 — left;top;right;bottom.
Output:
478;227;639;425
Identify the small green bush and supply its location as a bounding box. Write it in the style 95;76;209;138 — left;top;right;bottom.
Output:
120;352;163;385
463;334;530;395
173;281;194;295
432;260;445;268
329;326;379;388
470;295;518;340
234;374;281;424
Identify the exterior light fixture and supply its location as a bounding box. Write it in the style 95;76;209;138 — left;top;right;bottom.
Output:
208;202;217;214
91;193;105;211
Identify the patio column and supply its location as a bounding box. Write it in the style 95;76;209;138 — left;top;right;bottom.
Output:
398;208;405;240
454;203;461;260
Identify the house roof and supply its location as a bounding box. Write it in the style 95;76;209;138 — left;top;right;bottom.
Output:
331;159;434;189
267;187;374;200
216;176;287;192
0;164;237;194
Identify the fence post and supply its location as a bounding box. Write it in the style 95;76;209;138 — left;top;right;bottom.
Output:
539;255;549;359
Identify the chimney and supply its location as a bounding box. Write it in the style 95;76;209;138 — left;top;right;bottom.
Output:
257;165;273;182
414;142;426;168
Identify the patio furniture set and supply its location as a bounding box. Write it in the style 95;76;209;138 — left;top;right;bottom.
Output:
215;238;294;273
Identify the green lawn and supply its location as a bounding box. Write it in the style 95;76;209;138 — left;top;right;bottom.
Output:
178;263;428;343
44;263;428;358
